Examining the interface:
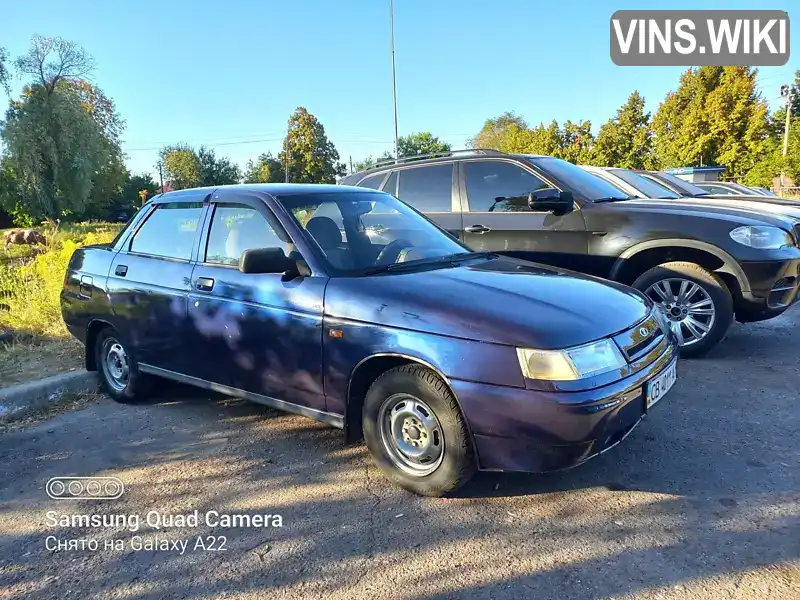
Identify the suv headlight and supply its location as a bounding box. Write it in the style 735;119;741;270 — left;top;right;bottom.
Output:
516;339;626;381
729;226;793;249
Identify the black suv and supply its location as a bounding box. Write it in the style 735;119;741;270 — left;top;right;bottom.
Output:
341;150;800;357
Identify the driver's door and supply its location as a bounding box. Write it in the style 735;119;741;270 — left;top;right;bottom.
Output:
458;159;588;269
186;191;328;413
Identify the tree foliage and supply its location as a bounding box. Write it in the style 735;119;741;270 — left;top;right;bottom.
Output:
280;107;345;183
397;132;451;158
243;152;284;183
0;46;10;95
591;91;654;169
159;144;202;190
198;146;241;186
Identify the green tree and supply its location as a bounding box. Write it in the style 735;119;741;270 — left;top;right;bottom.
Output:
243;152;284;183
558;120;594;164
652;67;771;177
198;146;241;186
470;112;529;150
280;107;345;183
397;132;451;158
0;46;10;95
526;120;562;156
0;36;111;222
591;91;654;169
159;144;202;190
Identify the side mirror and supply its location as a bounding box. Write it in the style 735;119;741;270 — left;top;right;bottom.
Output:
239;247;299;277
528;189;573;215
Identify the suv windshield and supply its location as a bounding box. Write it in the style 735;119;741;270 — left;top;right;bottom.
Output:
612;169;682;199
648;172;709;197
276;191;472;275
523;156;632;202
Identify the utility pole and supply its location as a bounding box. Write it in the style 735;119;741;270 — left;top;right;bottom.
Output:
157;161;164;194
349;155;354;174
285;137;290;183
390;0;399;163
780;84;794;192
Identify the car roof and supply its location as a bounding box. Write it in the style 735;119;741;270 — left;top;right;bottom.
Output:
158;183;375;200
341;151;550;184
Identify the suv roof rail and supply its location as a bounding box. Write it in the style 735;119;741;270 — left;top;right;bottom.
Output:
372;148;511;168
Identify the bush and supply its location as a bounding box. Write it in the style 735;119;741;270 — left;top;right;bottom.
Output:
0;222;122;337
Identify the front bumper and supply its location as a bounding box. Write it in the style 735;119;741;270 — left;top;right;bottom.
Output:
736;258;800;322
452;344;676;473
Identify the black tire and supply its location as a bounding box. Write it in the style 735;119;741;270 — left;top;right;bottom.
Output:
362;365;476;497
94;327;149;403
632;261;734;358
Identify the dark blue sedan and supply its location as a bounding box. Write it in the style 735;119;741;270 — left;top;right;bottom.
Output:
61;184;678;496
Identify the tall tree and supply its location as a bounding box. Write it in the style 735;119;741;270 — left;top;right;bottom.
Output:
0;36;111;222
591;91;654;169
352;151;393;172
159;144;202;190
397;132;451;158
280;107;345;183
559;120;594;164
198;146;241;186
243;152;284;183
0;46;10;95
652;66;771;177
470;112;529;150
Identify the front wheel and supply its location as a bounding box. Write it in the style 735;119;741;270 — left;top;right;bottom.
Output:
632;261;734;358
362;365;476;497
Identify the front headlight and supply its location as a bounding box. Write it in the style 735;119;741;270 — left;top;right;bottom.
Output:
516;339;626;381
729;226;793;249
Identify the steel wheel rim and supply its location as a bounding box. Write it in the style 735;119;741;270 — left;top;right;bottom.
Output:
645;278;716;347
101;339;130;392
378;394;444;477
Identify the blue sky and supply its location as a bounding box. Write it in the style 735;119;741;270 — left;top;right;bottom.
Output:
2;0;798;178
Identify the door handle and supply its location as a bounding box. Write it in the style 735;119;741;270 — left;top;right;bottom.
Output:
465;225;491;234
195;277;215;291
115;265;128;277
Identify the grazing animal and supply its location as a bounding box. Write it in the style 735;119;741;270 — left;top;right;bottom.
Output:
3;229;47;247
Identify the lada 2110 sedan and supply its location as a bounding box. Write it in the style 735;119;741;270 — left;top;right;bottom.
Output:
62;184;679;496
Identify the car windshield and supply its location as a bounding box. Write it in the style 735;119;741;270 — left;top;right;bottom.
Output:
276;191;472;275
524;156;632;202
649;172;709;196
612;169;682;199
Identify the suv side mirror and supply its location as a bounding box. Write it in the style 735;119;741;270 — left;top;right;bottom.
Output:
239;248;294;275
528;189;573;215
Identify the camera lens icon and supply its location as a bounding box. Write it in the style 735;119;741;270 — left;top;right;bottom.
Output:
47;477;124;500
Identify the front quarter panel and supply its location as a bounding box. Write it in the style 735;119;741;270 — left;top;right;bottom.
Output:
322;317;524;416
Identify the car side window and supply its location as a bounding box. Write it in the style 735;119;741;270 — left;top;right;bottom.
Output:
383;171;398;196
205;204;285;266
464;161;549;212
701;184;733;195
129;202;204;260
397;164;453;212
357;173;386;190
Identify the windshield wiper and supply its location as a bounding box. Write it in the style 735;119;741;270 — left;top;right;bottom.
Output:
361;251;498;276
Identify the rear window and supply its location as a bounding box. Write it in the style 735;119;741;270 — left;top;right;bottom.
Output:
396;164;453;212
357;173;387;190
129;202;203;260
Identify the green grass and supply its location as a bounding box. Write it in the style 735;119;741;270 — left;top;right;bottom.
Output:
0;221;124;338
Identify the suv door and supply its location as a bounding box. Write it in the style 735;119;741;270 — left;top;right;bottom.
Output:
385;163;463;239
186;191;328;415
108;197;206;374
459;159;588;268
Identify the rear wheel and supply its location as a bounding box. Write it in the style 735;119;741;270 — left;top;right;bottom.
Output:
94;328;149;403
362;365;476;497
632;261;734;358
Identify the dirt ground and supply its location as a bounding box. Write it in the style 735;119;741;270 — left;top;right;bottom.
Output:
0;338;83;388
0;310;798;599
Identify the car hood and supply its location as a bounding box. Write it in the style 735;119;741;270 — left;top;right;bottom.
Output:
324;257;650;349
684;195;800;220
617;197;799;228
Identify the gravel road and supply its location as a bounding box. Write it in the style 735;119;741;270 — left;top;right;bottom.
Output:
1;310;798;599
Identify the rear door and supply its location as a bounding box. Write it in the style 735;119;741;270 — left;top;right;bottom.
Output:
107;196;206;374
186;191;328;415
458;159;588;268
382;163;463;239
